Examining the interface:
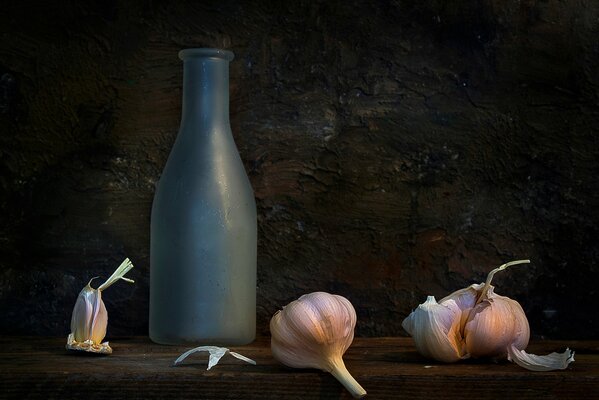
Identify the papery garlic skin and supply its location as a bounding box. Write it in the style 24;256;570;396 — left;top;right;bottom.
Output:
270;292;366;398
174;346;256;370
401;296;466;362
439;284;480;328
508;344;574;371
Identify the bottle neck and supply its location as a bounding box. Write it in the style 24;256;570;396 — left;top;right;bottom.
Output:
181;56;230;127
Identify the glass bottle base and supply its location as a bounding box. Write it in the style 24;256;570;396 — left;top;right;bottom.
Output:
149;331;256;346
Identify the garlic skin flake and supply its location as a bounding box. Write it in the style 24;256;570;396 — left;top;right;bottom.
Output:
66;258;134;354
270;292;367;398
507;344;575;371
403;260;574;371
174;346;256;370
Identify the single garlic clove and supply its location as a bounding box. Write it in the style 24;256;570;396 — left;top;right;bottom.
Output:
73;280;108;345
460;260;531;359
89;294;108;345
70;282;109;345
507;344;575;371
66;258;134;354
70;283;97;343
402;296;467;362
493;289;530;352
463;287;530;358
68;284;111;354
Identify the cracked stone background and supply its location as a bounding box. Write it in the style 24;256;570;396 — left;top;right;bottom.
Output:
1;0;598;339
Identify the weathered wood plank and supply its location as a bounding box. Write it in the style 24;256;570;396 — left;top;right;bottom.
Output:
0;337;596;399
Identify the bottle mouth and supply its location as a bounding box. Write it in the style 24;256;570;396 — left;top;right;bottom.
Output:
179;48;234;61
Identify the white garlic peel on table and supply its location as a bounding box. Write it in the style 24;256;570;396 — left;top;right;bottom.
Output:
270;292;367;398
174;346;256;370
402;260;574;371
66;258;134;354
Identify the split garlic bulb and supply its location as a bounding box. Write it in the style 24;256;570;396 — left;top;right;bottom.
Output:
66;258;134;354
403;260;574;371
270;292;367;398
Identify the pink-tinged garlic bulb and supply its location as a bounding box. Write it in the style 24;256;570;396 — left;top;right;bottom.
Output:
270;292;366;398
402;260;574;371
66;258;134;354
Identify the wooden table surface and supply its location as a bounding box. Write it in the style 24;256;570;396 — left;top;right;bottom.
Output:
1;336;597;399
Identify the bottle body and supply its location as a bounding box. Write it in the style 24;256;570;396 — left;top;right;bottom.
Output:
150;49;256;345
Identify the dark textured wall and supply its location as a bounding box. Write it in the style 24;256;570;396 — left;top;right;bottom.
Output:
1;0;598;339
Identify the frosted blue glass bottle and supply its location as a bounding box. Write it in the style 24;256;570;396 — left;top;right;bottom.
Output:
150;48;256;345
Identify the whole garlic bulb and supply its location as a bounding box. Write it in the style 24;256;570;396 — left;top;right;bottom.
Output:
66;258;134;354
403;260;574;371
270;292;366;398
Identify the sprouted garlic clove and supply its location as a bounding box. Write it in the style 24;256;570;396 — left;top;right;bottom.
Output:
174;346;256;370
66;258;134;354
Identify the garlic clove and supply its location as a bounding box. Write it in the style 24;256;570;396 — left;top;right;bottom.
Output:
463;287;530;358
402;296;467;362
89;293;108;345
507;344;575;371
66;258;134;354
70;283;95;342
489;288;530;352
69;282;109;345
461;262;532;359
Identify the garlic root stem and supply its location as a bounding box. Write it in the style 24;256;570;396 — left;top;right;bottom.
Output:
328;358;367;398
476;259;530;304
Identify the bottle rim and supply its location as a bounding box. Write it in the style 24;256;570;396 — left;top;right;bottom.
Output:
179;48;234;61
